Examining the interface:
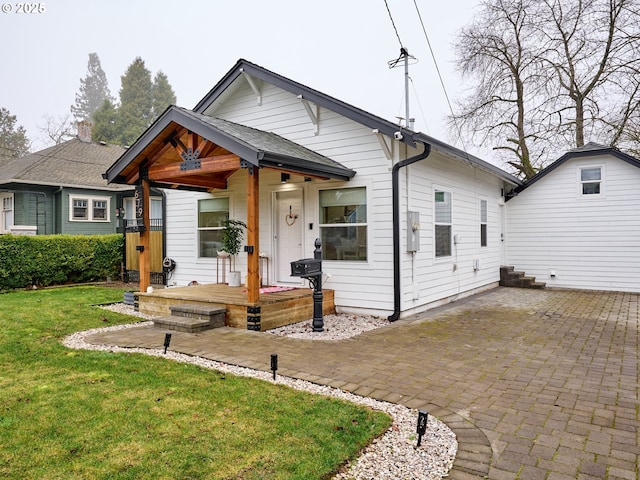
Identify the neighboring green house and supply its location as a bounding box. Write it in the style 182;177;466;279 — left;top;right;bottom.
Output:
0;123;130;235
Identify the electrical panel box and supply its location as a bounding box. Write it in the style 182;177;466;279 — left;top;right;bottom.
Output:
407;211;420;252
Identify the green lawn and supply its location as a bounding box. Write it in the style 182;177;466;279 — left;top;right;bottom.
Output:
0;287;391;479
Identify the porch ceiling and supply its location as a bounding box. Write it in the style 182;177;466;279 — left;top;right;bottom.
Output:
104;106;356;191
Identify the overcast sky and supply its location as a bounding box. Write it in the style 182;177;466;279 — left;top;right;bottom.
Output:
0;0;484;156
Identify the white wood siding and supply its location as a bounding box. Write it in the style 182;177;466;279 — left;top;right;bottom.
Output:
400;154;505;315
164;80;510;316
211;82;398;313
505;155;640;292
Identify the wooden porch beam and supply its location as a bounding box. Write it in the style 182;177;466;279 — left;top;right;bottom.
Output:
164;176;229;190
246;166;260;304
139;177;151;293
147;154;241;179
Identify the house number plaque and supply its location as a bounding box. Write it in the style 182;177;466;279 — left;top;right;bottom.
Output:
126;186;146;233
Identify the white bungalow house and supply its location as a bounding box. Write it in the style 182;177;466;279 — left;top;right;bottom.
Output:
105;58;526;325
505;143;640;293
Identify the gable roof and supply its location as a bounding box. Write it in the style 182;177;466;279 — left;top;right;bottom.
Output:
509;143;640;197
105;105;356;187
0;139;129;191
194;58;522;187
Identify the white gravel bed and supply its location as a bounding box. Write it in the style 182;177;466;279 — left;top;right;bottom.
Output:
63;304;457;479
267;312;391;340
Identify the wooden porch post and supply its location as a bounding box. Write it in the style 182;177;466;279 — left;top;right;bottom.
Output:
246;166;260;304
139;177;151;292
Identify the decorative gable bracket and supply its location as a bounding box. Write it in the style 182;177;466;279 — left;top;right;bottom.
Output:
179;147;202;171
241;68;262;106
297;95;319;136
372;129;393;160
167;135;203;171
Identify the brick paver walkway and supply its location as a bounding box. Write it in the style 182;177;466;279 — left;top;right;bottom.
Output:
87;287;640;479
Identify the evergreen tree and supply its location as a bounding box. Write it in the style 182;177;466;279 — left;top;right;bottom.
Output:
151;71;177;120
91;99;120;144
80;56;177;146
0;107;30;157
70;53;113;122
117;57;153;146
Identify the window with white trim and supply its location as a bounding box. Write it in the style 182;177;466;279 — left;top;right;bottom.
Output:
480;199;488;247
579;166;603;196
1;194;13;233
435;190;452;257
69;195;110;222
319;187;367;261
198;197;229;258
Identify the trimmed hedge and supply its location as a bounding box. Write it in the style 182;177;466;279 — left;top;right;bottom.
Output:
0;234;123;290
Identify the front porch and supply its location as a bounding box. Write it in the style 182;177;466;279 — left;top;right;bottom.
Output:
137;283;335;331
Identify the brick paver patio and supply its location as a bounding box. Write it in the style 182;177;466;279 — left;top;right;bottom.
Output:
87;287;640;479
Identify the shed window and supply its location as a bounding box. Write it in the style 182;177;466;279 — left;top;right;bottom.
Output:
198;197;229;258
319;187;367;261
435;190;452;257
580;167;602;195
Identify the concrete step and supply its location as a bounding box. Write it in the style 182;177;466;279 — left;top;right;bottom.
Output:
500;266;546;289
154;315;214;333
153;303;227;332
170;303;226;321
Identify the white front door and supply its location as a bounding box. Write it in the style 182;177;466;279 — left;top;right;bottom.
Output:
274;189;304;285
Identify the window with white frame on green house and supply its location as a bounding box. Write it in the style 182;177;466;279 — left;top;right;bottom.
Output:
319;187;367;261
69;195;110;222
1;194;13;233
198;197;229;258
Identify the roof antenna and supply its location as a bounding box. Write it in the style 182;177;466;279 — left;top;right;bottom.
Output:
388;47;417;130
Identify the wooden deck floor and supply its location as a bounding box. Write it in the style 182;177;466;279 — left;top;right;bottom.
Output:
137;283;335;331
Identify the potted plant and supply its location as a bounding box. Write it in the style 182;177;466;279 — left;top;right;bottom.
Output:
220;219;246;286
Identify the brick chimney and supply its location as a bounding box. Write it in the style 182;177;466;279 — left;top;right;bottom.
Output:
77;120;92;143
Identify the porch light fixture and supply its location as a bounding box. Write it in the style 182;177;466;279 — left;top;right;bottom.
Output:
416;410;429;447
163;332;172;354
280;173;290;183
270;353;278;380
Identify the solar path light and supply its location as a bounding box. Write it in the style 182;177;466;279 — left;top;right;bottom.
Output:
271;353;278;380
416;410;429;447
163;332;172;354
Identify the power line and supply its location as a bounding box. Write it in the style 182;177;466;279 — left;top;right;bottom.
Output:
412;0;468;151
384;0;404;48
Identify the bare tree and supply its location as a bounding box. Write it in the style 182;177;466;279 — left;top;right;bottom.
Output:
540;0;640;149
38;114;75;146
451;0;640;178
451;0;547;179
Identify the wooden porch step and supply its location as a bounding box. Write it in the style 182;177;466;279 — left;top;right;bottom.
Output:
153;303;227;332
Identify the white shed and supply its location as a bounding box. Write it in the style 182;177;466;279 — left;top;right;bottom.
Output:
505;143;640;293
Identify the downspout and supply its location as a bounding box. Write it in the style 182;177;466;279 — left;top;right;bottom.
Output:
388;139;431;322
